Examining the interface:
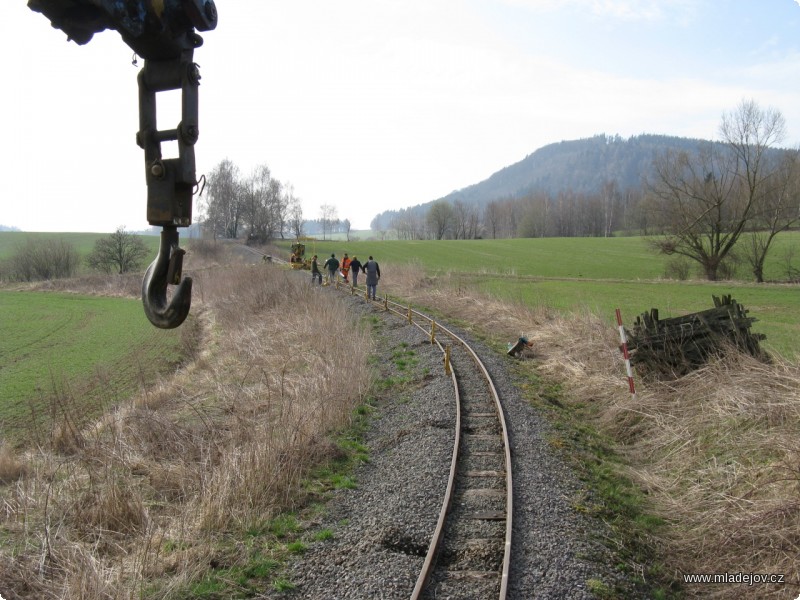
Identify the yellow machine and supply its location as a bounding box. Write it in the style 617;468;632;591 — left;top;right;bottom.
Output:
289;242;311;270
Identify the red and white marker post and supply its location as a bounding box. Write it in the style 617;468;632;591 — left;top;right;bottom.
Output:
615;308;637;400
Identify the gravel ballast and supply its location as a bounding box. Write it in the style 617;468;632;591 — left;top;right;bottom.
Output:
263;289;638;599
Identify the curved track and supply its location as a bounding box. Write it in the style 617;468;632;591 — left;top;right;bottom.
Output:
242;246;513;598
378;295;513;600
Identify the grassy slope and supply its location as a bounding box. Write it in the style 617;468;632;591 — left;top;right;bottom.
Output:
0;263;374;598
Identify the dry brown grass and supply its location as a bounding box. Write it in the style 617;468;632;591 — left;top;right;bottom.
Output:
30;272;142;297
620;354;800;596
0;444;27;484
0;260;372;597
5;254;798;598
381;261;800;599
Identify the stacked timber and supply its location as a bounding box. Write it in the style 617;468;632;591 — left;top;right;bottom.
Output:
625;295;767;377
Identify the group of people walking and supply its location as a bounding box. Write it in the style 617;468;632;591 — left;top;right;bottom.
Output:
310;252;381;300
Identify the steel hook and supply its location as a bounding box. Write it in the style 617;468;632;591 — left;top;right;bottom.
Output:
142;226;192;329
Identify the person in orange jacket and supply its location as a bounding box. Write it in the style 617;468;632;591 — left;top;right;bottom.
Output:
341;253;352;283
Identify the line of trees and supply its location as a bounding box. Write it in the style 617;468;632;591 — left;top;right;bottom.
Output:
198;159;361;241
377;186;647;241
199;159;303;241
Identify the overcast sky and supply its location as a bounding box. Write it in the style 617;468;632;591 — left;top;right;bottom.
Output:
4;0;800;232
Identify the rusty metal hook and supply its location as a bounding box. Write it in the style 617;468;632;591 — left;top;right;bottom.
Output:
142;226;192;329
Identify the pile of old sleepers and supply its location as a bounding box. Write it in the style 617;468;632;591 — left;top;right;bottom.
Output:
625;295;767;377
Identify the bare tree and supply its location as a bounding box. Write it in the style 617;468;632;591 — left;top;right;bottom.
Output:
320;204;338;240
426;200;454;240
86;227;149;274
517;193;549;238
484;201;501;239
202;159;243;239
648;99;788;280
602;180;618;237
242;164;272;242
742;149;800;282
452;200;469;239
391;209;425;240
276;182;294;239
499;199;520;238
287;189;304;240
465;206;482;239
449;201;482;239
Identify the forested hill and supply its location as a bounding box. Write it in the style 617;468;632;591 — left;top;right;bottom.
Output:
370;133;705;229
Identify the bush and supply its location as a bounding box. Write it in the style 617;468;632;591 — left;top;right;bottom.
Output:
780;245;800;283
188;238;223;260
664;257;691;280
717;252;742;280
6;238;80;281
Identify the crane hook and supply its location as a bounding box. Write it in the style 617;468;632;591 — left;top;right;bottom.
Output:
142;226;192;329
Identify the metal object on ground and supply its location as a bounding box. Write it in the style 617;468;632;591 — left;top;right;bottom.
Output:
289;242;312;270
28;0;218;328
615;308;637;399
506;336;533;358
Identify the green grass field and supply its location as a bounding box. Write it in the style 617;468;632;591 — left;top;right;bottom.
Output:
278;233;800;358
282;232;800;281
0;290;183;444
288;237;661;278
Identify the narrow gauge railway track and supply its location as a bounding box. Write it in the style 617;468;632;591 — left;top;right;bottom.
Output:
334;276;513;599
376;293;513;600
239;246;513;598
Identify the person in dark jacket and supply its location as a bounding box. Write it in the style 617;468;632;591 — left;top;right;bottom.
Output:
364;255;380;300
349;255;364;287
323;253;339;285
310;254;322;285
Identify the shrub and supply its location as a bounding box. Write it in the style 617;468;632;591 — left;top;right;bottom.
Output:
6;238;80;281
188;237;223;260
0;444;26;483
664;257;691;280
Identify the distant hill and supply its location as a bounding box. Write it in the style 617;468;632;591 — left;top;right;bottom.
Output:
371;133;707;229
